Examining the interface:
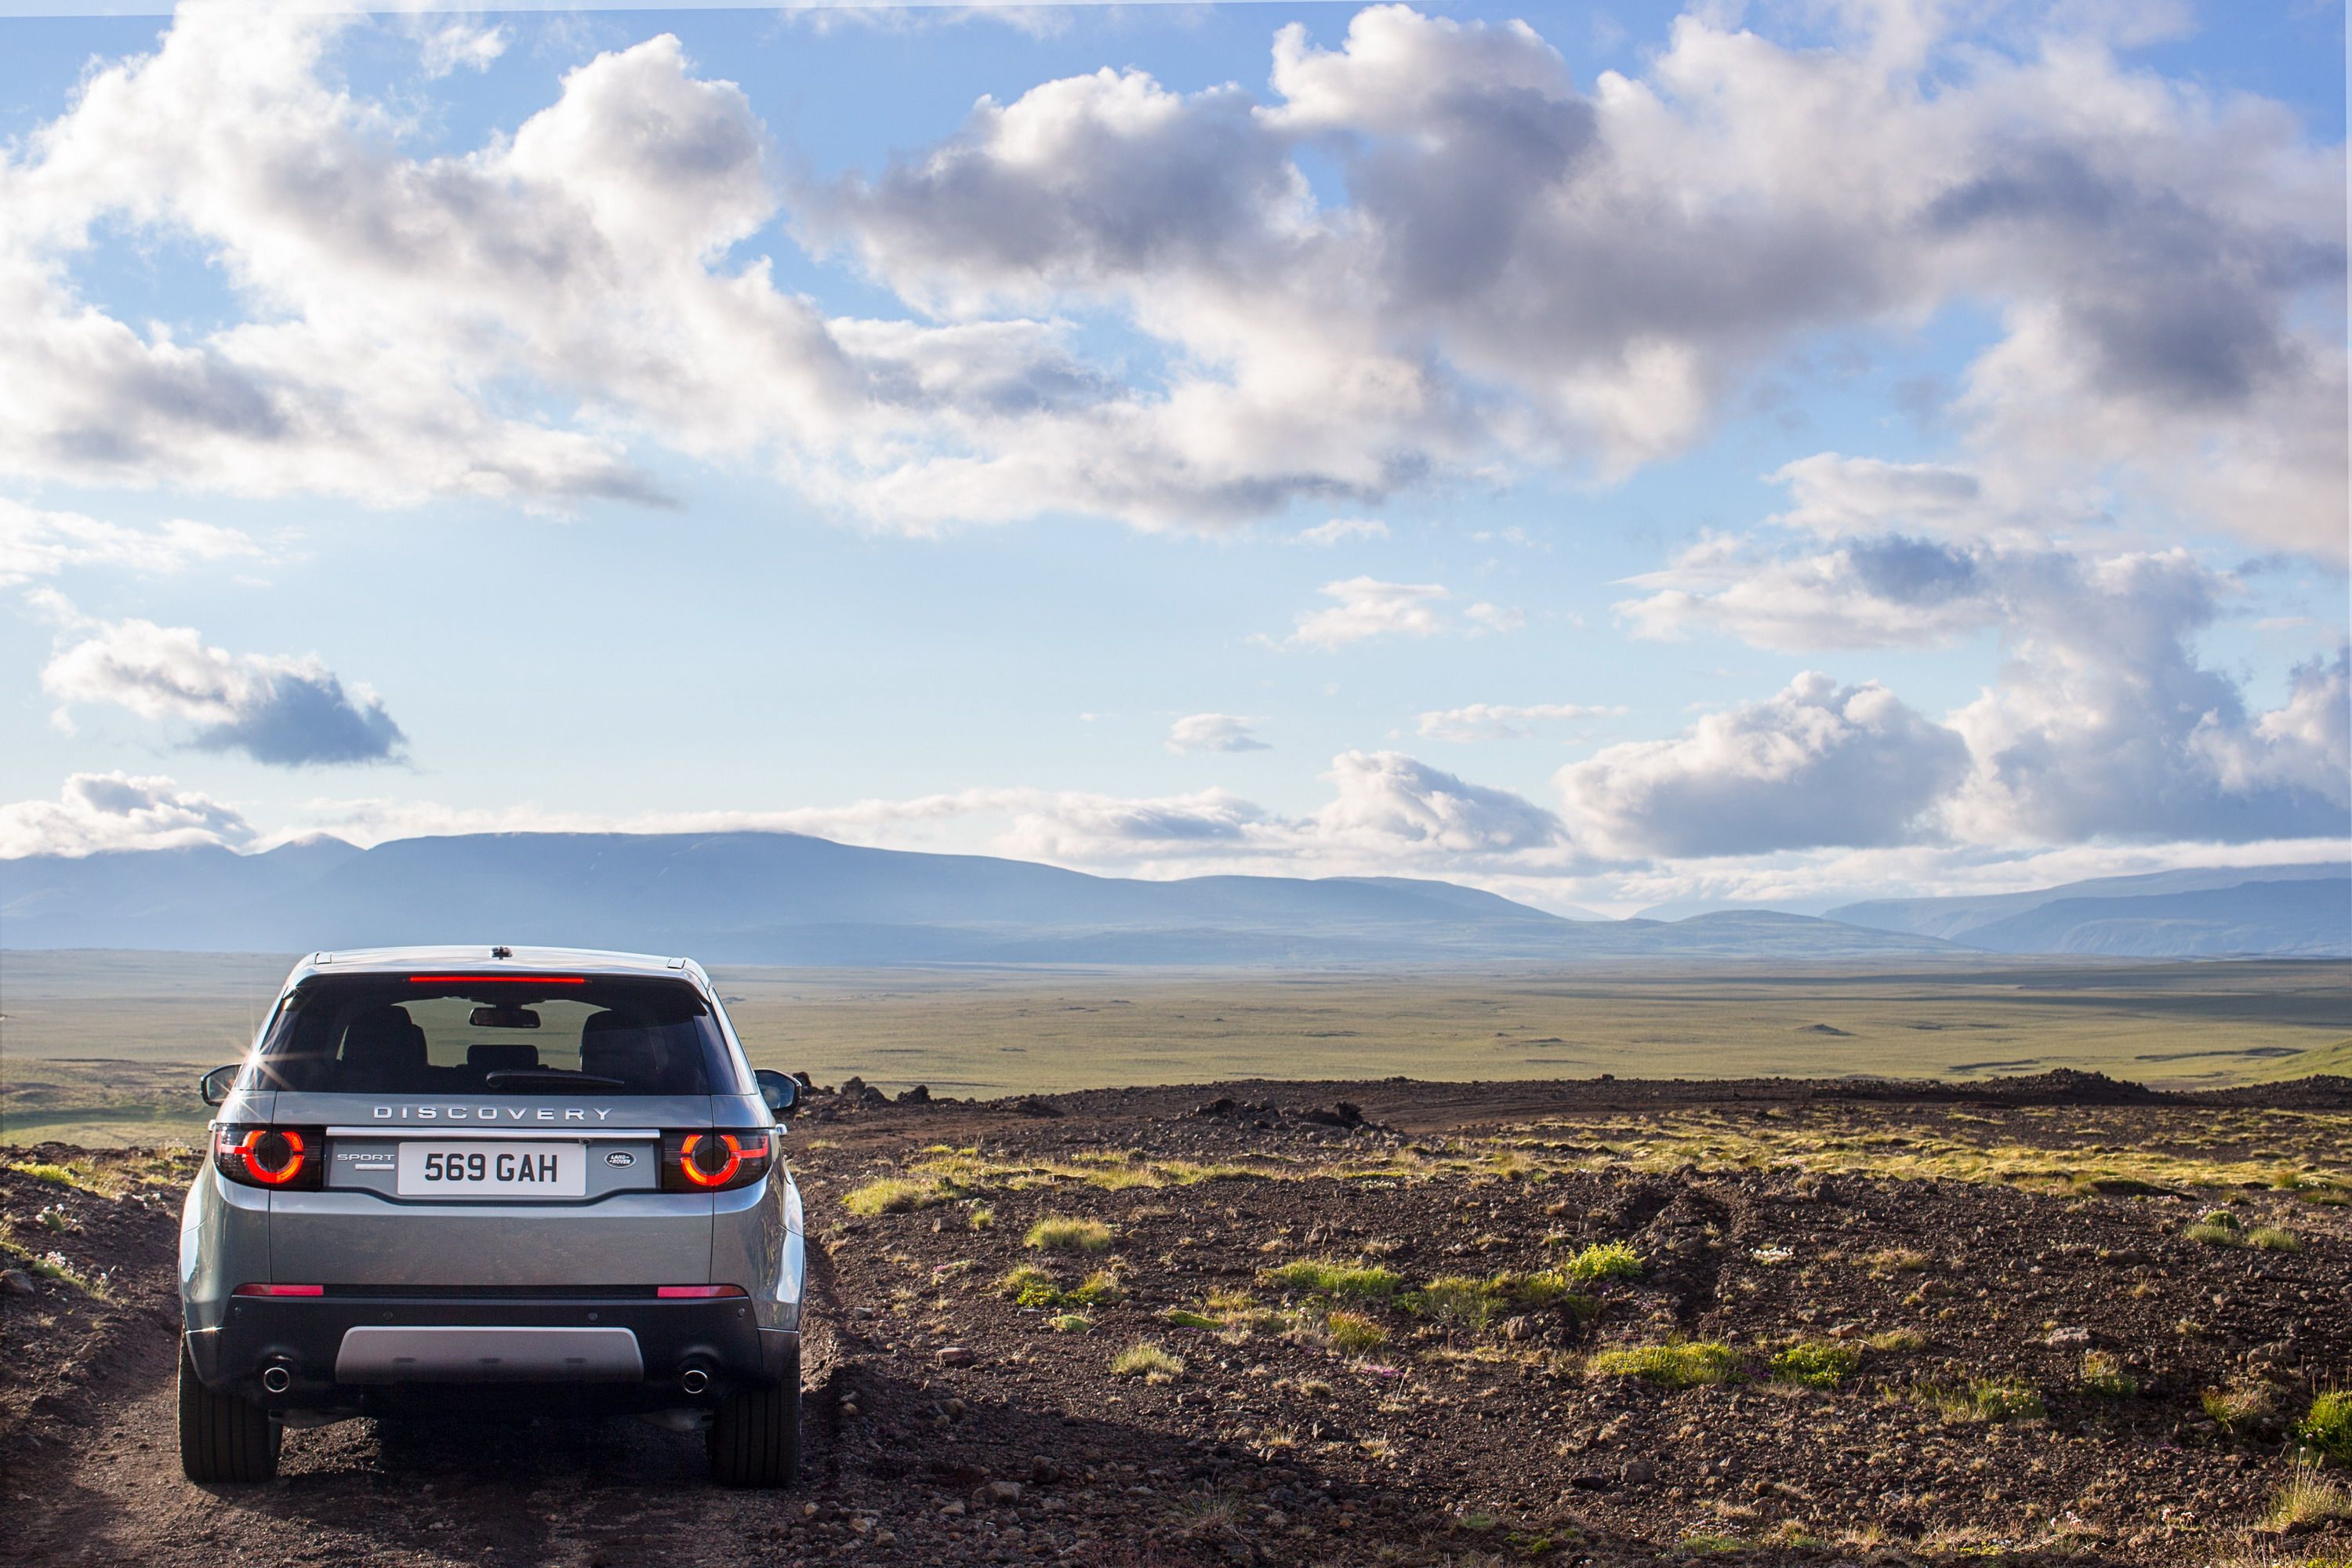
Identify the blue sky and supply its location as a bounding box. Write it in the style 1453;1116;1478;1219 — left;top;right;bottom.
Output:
0;1;2344;914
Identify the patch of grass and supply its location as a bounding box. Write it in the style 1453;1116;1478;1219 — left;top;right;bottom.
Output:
1867;1327;1929;1353
2262;1464;2350;1533
2298;1390;2352;1464
1327;1310;1388;1354
1865;1247;1931;1274
1903;1378;2046;1423
1560;1241;1642;1282
967;1204;995;1231
1259;1258;1403;1299
1047;1312;1091;1333
2203;1383;2275;1432
1072;1269;1125;1306
2249;1225;2302;1253
997;1264;1066;1308
2187;1207;2246;1247
1112;1341;1184;1383
1163;1308;1221;1330
1678;1534;1744;1556
843;1175;946;1217
2079;1350;2137;1397
1406;1276;1502;1331
1587;1341;1737;1389
11;1162;80;1188
1025;1215;1115;1252
1770;1340;1860;1389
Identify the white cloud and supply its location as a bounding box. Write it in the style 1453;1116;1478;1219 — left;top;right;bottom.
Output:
1286;576;1450;649
0;771;254;858
808;2;2344;551
1166;713;1269;753
1558;672;1973;857
1465;601;1525;634
1293;517;1389;546
0;4;2332;550
1305;749;1568;858
1766;453;1991;538
1628;501;2352;846
1416;702;1628;742
1618;531;2005;652
417;20;506;78
42;615;406;767
0;499;264;587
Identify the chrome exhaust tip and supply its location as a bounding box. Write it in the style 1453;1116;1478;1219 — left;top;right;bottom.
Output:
680;1366;710;1396
260;1364;294;1395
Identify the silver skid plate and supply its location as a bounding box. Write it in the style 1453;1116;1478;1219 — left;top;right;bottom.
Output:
333;1325;644;1383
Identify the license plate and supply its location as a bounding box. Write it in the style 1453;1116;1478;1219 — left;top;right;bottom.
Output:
395;1142;586;1198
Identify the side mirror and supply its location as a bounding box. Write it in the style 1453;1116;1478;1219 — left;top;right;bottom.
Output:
754;1069;800;1118
198;1065;241;1107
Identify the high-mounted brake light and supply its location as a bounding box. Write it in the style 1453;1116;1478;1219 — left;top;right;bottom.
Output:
655;1284;748;1299
234;1283;325;1297
661;1129;773;1193
213;1123;325;1190
408;975;586;985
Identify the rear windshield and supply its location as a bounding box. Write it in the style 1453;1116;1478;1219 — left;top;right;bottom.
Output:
249;974;740;1097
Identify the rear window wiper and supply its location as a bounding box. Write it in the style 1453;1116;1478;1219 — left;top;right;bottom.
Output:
481;1069;630;1091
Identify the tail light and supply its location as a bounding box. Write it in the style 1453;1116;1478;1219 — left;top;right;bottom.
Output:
213;1124;325;1190
661;1129;773;1192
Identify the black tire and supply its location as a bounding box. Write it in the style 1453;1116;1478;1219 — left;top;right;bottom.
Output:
708;1354;800;1488
178;1338;280;1483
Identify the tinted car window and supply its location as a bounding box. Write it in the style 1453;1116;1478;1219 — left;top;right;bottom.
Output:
250;975;738;1096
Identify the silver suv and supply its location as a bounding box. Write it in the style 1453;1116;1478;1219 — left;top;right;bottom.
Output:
178;946;805;1486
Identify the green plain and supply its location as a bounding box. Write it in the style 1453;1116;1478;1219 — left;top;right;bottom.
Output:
3;949;2347;1145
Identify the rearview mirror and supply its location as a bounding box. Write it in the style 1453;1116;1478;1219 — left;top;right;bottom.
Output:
198;1064;239;1106
468;1005;540;1029
754;1069;800;1117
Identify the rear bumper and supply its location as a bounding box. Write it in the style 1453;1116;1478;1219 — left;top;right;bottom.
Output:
189;1292;797;1412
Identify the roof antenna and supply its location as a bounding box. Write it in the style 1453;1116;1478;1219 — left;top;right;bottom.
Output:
491;946;513;960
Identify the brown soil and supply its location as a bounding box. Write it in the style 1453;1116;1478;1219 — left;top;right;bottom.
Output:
5;1073;2349;1567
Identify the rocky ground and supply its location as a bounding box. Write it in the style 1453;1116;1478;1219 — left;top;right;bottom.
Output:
5;1070;2350;1567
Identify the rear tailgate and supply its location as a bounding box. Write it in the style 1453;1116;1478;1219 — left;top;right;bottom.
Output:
264;1094;714;1287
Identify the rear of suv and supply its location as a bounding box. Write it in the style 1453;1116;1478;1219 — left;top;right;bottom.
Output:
178;946;806;1486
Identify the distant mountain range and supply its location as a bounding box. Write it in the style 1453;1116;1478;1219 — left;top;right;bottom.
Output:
0;833;2342;964
1828;864;2350;958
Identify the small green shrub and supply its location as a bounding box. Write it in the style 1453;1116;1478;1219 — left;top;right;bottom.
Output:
1162;1307;1220;1330
2248;1226;2301;1253
1025;1215;1114;1252
1259;1259;1403;1299
1770;1340;1859;1389
1562;1241;1642;1282
1587;1341;1737;1389
997;1264;1065;1308
2202;1383;2274;1432
1112;1341;1184;1382
2079;1350;2137;1397
1047;1312;1091;1333
2299;1390;2352;1465
13;1163;78;1188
